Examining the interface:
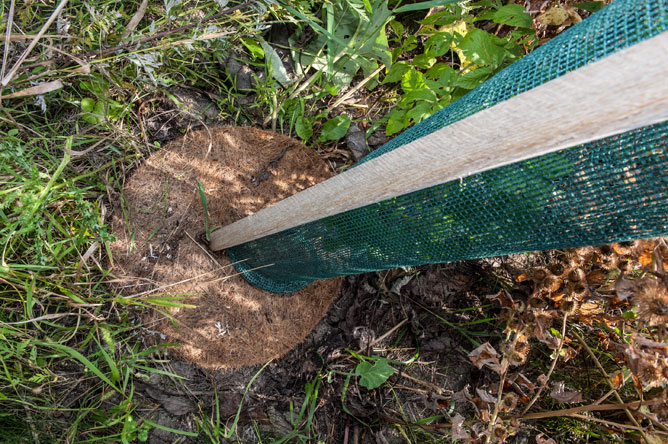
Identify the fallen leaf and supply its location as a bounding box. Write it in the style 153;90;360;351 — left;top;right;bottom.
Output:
488;290;514;308
475;387;497;404
468;342;502;373
2;80;63;98
451;413;470;441
513;373;536;392
537;4;569;26
610;371;625;388
536;433;557;444
550;381;583;403
639;250;653;267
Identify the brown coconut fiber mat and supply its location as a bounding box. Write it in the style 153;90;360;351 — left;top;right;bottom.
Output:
109;126;342;370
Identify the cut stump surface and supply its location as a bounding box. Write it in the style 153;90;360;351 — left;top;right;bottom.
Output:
110;127;342;369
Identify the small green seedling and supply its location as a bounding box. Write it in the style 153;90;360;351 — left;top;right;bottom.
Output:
355;356;395;390
197;181;220;242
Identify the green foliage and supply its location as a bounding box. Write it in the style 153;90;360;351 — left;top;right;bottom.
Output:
383;2;536;135
355;357;395;389
288;0;393;87
318;114;352;142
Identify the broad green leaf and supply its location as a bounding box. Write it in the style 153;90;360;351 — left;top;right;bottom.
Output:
389;19;403;37
241;38;264;59
382;61;410;84
492;5;533;28
355;358;394;389
402;88;437;103
318;114;351;142
406;101;432;123
386;109;407;135
413;53;437;69
401;69;426;92
260;39;293;85
425;63;457;87
424;32;454;58
458;28;505;68
295;116;313;141
455;66;495;89
81;98;95;113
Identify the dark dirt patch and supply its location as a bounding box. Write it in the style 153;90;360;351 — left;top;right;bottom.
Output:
109;126;342;370
133;259;509;444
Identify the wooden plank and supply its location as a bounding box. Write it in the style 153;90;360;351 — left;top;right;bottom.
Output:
209;32;668;251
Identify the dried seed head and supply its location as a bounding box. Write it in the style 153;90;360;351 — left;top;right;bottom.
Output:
542;276;564;292
570;283;588;298
617;259;634;273
601;252;620;270
493;423;508;441
508;417;520;429
531;268;549;283
635;277;668;327
528;295;548;310
501;393;518;412
548;262;566;277
519;310;536;324
560;298;579;314
612;241;633;256
637;359;663;389
568;268;586;283
508;351;527;366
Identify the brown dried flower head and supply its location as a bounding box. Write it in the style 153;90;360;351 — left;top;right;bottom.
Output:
560;298;579;314
548;262;566;277
634;277;668;327
528;295;548;310
567;268;586;283
638;358;664;389
500;393;518;412
492;423;508;441
542;275;564;293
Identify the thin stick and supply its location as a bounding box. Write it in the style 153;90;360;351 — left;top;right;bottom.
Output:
1;0;68;87
327;64;385;112
209;32;668;251
571;329;650;443
518;398;663;420
521;314;568;415
569;413;667;435
1;0;16;80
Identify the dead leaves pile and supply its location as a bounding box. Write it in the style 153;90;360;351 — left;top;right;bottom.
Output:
455;238;668;442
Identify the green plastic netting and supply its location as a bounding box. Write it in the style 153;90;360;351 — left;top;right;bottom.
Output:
228;0;668;293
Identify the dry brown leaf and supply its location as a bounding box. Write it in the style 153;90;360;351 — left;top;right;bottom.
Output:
537;4;569;26
2;80;63;98
451;413;471;441
549;382;583;403
488;290;514;308
513;373;536;392
122;0;149;40
639;250;653;267
610;371;625;388
475;387;497;404
468;342;502;373
536;433;557;444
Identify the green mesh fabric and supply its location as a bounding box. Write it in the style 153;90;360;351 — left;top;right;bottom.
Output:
228;0;668;293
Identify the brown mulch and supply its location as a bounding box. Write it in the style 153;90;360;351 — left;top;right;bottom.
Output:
109;126;342;369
